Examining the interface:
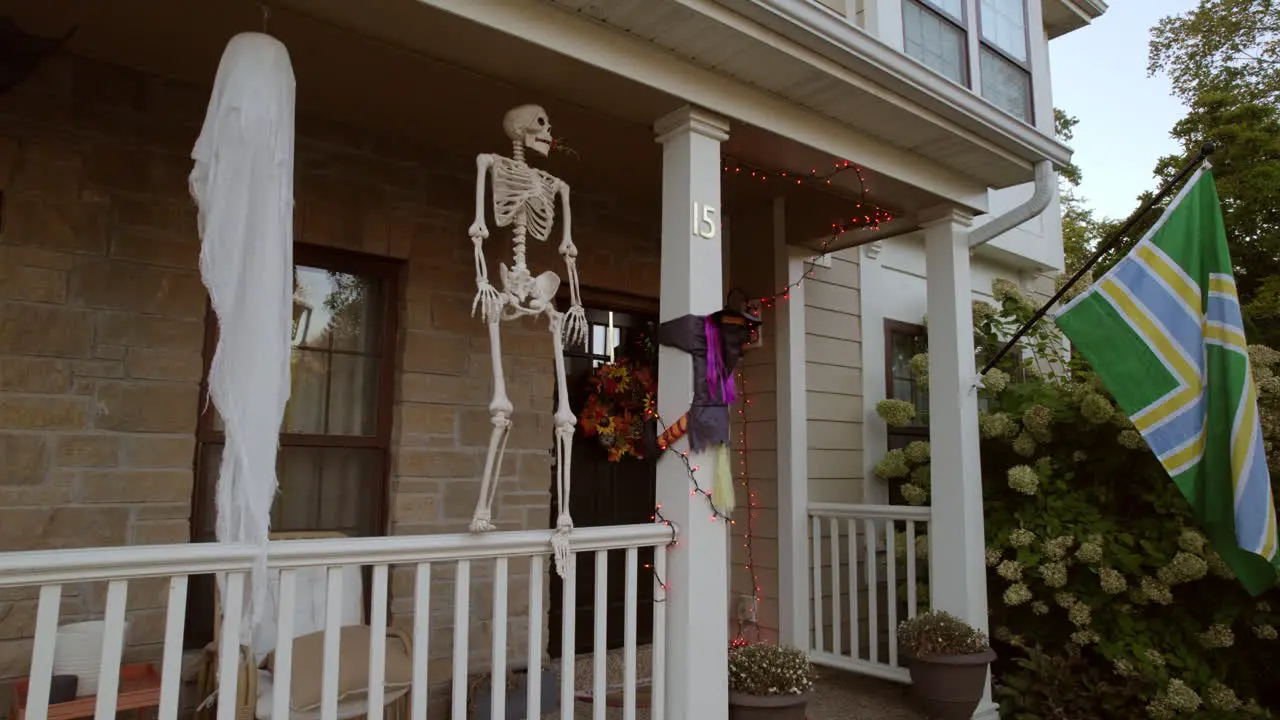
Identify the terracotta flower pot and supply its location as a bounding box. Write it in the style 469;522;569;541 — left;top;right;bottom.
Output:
728;690;811;720
907;648;997;719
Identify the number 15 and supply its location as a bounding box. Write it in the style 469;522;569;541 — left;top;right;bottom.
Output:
692;202;717;240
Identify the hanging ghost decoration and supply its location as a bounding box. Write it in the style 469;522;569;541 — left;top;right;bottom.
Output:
189;31;296;640
651;296;762;516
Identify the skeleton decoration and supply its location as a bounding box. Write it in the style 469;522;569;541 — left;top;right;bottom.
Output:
468;105;587;578
649;297;762;517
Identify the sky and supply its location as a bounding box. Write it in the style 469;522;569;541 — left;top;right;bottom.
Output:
1048;0;1200;221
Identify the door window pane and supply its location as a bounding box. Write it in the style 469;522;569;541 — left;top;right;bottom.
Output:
980;0;1027;62
980;48;1032;122
904;0;967;85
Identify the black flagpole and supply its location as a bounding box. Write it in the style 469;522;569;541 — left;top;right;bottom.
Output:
978;141;1218;376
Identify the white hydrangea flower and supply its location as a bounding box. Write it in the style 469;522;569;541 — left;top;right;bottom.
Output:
1098;567;1128;595
904;441;931;465
1008;528;1035;548
900;483;929;506
1039;561;1068;588
875;399;916;428
1002;583;1032;606
1007;465;1039;495
997;559;1023;581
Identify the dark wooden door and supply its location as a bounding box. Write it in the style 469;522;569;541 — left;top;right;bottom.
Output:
547;307;657;658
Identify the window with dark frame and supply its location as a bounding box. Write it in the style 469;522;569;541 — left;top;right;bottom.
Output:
184;243;401;648
901;0;1034;123
884;319;929;451
977;0;1033;122
902;0;969;86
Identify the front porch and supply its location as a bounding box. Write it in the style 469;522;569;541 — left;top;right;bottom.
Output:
0;0;1021;718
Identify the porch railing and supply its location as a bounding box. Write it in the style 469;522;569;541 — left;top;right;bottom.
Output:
807;503;930;683
0;524;673;720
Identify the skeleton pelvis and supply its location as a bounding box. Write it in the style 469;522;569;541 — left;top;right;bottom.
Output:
499;262;561;312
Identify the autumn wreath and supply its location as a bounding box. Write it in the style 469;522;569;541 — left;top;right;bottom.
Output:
578;356;658;462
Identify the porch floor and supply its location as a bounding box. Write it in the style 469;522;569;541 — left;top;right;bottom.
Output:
550;648;921;719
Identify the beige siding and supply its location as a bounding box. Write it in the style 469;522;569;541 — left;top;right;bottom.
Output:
805;251;864;506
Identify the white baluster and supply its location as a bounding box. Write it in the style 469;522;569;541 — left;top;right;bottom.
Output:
651;545;667;720
527;555;545;720
559;553;577;720
369;564;389;720
623;547;638;720
272;569;298;720
411;563;431;720
322;567;345;720
886;521;898;667
25;584;63;720
159;576;189;720
452;560;472;720
491;557;509;720
810;516;823;653
847;519;859;661
592;550;608;720
863;519;878;665
93;579;128;720
216;572;244;720
829;518;841;656
906;520;918;619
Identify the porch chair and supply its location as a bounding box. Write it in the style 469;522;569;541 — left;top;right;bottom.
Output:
196;531;414;720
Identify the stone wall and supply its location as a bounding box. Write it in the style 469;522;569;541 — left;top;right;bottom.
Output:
0;52;659;714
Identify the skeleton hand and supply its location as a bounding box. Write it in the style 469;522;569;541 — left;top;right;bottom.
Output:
562;304;588;349
472;280;503;323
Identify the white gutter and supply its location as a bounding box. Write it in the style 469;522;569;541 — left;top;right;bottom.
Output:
968;160;1057;247
806;159;1056;254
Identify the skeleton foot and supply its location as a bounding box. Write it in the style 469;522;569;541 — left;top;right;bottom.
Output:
469;513;496;533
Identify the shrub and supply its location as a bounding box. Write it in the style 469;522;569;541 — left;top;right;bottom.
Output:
727;643;816;697
876;279;1280;717
898;611;990;657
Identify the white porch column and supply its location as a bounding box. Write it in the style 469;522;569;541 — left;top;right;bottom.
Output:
773;197;811;649
923;208;997;719
654;105;731;720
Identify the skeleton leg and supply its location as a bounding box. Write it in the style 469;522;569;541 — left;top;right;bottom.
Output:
548;311;577;578
471;317;514;533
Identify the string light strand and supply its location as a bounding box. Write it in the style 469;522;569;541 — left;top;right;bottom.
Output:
721;156;894;310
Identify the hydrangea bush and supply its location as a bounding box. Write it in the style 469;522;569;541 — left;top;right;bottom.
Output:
727;643;817;697
875;280;1280;718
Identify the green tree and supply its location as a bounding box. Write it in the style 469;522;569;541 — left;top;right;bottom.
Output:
1147;1;1280;346
1149;0;1280;105
1055;109;1103;275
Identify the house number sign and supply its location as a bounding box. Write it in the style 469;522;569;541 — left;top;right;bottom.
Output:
692;202;717;240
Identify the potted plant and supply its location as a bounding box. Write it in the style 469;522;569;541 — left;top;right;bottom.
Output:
727;642;816;720
898;611;996;719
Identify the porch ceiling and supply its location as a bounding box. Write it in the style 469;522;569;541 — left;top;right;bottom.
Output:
1;0;935;230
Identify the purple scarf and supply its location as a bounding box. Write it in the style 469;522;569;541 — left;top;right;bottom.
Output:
704;316;737;404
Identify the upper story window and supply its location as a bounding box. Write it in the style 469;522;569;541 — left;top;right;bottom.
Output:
903;0;968;86
902;0;1033;124
978;0;1032;122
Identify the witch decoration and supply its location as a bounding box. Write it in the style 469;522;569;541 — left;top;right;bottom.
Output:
650;291;762;517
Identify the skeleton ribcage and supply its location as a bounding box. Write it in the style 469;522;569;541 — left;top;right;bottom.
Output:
491;157;559;242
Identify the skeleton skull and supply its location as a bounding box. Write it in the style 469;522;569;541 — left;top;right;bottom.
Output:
503;104;553;157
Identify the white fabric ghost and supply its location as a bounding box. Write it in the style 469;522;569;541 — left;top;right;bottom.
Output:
189;31;296;640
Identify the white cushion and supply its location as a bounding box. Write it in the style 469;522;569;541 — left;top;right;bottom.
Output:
251;565;363;665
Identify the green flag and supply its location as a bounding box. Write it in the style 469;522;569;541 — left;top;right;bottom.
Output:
1055;166;1280;596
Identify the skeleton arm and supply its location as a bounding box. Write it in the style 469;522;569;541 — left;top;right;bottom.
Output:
558;181;587;348
469;154;502;321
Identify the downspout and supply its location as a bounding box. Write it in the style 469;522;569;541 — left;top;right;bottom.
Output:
968;160;1056;247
